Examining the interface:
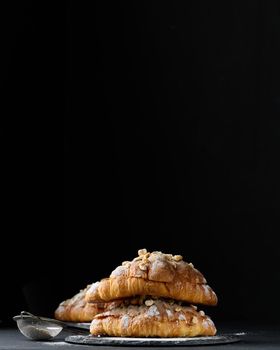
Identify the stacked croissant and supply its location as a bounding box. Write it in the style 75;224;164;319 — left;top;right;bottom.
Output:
55;249;218;337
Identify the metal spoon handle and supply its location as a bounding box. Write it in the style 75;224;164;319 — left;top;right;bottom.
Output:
13;311;65;327
13;311;89;331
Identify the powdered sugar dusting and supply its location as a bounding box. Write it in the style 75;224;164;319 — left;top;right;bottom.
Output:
202;319;210;329
166;309;173;318
146;305;160;317
203;284;210;297
90;319;99;327
178;313;186;321
42;342;70;346
111;266;126;276
121;315;129;328
150;259;166;271
90;281;100;292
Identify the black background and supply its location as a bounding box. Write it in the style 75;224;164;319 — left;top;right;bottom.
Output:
1;1;279;326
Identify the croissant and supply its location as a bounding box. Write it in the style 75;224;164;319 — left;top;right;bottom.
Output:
54;287;145;322
90;298;216;337
86;249;217;306
54;286;105;322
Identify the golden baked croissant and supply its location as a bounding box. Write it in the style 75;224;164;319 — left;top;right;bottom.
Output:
90;298;216;337
86;249;217;306
54;287;145;322
54;286;105;322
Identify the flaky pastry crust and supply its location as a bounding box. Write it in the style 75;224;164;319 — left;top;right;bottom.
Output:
86;250;217;306
54;286;105;322
54;288;145;322
90;299;216;337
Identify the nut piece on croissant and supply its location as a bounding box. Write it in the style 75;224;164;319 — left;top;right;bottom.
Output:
85;250;217;306
90;299;217;337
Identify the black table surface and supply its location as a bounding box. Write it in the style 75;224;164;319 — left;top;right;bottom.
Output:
0;324;279;349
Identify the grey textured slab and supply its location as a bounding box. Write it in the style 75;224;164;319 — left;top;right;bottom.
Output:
65;334;242;346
